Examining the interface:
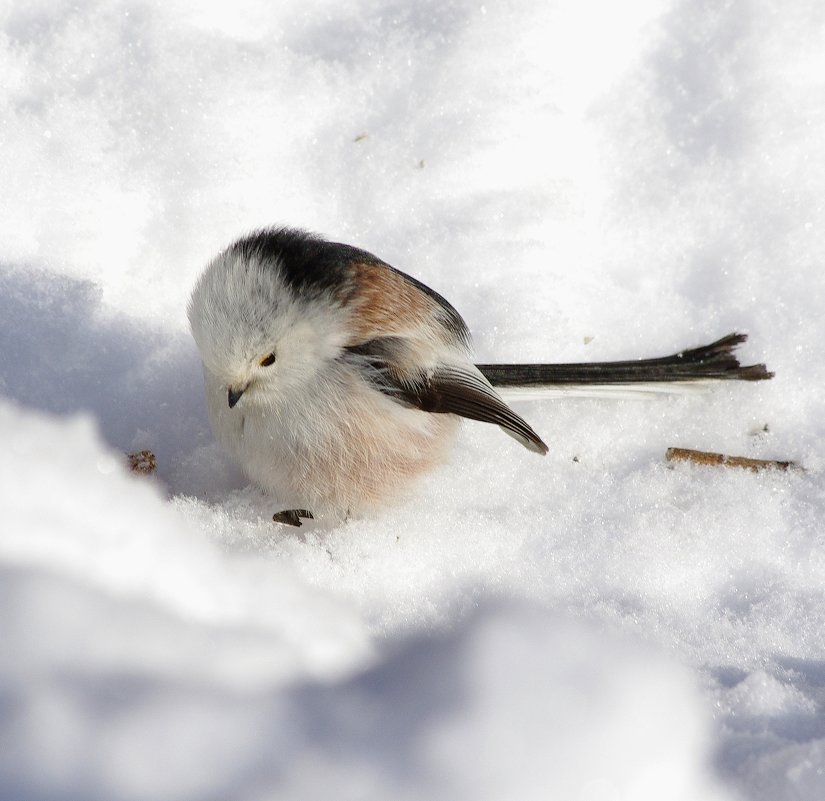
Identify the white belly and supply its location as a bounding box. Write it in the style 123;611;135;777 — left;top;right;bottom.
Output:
203;366;457;519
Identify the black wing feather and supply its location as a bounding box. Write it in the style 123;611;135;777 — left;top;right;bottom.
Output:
342;338;548;454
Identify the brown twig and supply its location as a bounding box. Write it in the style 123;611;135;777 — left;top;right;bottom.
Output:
666;447;801;473
127;450;157;475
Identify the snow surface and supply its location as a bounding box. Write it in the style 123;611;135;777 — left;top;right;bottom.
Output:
2;0;825;798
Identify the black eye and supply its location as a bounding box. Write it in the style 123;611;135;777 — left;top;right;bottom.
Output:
259;353;276;367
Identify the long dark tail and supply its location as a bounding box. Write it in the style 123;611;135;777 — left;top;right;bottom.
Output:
477;333;773;387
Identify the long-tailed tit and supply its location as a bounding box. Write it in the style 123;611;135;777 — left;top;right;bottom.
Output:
188;228;771;524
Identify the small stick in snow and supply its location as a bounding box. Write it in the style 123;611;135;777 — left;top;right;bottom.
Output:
665;447;801;472
127;450;157;475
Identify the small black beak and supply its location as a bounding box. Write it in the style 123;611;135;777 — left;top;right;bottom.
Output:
227;387;245;409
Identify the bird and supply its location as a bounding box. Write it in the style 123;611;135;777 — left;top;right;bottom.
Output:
188;227;771;525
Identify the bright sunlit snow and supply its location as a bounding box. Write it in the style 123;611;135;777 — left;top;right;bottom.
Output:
2;1;824;799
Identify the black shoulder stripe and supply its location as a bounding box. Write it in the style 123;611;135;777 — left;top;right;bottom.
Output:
231;227;363;298
231;228;471;346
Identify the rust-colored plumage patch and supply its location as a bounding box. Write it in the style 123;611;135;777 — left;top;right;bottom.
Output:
346;261;451;346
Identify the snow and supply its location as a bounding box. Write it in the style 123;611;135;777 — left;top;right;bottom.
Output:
1;0;824;798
